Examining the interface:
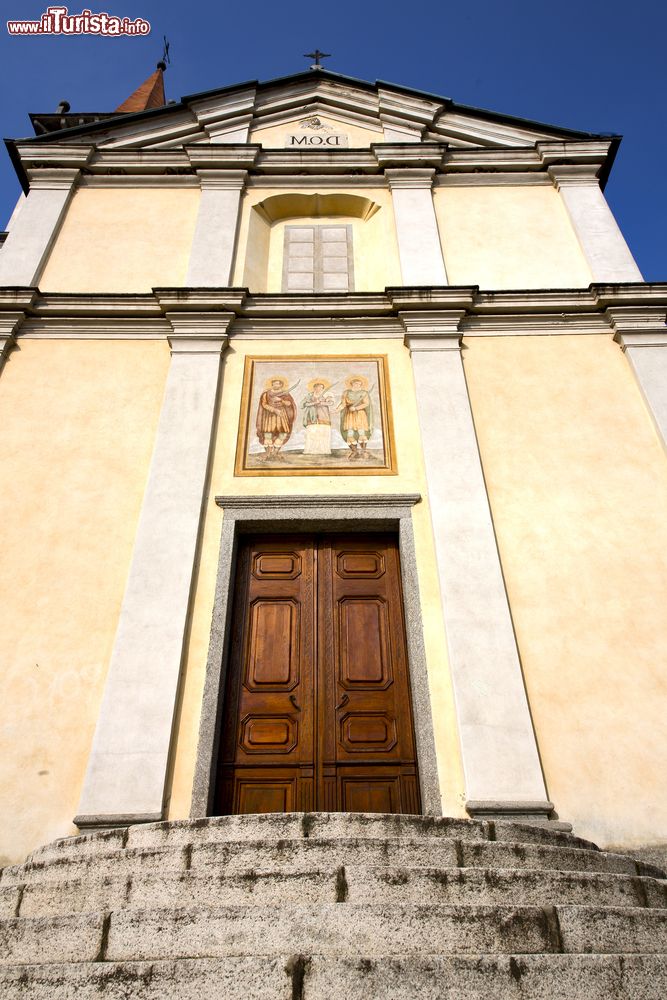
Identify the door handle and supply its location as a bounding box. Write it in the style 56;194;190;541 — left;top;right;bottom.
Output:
289;694;301;712
335;693;349;712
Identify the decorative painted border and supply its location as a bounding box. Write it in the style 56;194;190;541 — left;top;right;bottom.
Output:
233;354;397;477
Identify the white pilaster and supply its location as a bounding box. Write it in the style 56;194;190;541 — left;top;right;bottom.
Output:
186;171;247;286
0;169;80;286
549;165;643;282
609;307;667;451
75;314;233;827
402;311;552;821
386;169;448;286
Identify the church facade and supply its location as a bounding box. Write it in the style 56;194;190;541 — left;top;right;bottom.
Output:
1;66;666;871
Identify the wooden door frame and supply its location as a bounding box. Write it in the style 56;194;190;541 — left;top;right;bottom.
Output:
190;494;442;818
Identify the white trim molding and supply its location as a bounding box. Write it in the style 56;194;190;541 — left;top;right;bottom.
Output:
549;165;643;282
75;312;234;829
401;309;553;824
610;306;667;451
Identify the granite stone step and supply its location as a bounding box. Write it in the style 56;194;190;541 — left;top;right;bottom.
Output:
24;813;599;866
2;903;667;966
2;835;652;892
304;953;667;1000
2;814;666;999
6;866;667;918
0;845;191;887
1;954;667;1000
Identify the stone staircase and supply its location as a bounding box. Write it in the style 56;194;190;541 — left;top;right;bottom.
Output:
0;812;666;998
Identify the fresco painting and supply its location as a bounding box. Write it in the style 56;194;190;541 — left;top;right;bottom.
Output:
235;357;396;475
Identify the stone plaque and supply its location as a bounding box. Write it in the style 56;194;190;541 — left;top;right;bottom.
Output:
285;115;349;149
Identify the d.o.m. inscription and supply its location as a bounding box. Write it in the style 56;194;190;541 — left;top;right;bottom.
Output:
285;116;349;148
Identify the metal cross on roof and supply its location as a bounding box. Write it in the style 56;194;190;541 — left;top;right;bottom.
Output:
304;49;331;70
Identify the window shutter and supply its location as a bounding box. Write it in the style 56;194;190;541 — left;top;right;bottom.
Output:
283;224;354;292
283;226;315;292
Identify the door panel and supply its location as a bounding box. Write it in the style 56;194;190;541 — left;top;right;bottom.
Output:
235;773;298;814
215;534;420;815
216;536;315;814
246;599;300;687
338;598;391;686
340;775;399;813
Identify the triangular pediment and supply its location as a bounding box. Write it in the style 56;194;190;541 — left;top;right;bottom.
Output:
21;70;607;154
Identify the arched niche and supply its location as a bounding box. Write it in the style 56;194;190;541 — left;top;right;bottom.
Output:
242;192;382;292
255;192;380;224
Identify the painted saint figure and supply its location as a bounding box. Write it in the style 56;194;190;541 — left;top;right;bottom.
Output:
337;374;372;460
256;376;297;460
301;378;335;455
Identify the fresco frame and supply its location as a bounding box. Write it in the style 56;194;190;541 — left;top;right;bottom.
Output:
234;354;397;477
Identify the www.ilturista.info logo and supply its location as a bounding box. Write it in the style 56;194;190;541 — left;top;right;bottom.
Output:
7;6;150;35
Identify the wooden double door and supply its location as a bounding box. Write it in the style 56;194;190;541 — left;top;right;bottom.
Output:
215;533;421;815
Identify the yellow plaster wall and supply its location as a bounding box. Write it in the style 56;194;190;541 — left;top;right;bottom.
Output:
463;334;667;848
434;185;592;288
166;338;466;822
242;206;272;292
0;339;170;864
38;188;200;293
233;187;401;292
250;115;384;147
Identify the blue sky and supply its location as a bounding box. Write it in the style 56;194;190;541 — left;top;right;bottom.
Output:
1;0;665;280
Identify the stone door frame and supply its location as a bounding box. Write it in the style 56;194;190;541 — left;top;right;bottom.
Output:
190;494;442;818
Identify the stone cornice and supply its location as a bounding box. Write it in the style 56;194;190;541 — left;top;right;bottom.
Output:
385;167;437;190
387;288;476;311
247;174;388;190
230;317;402;339
537;140;613;167
89;149;194;174
254;149;380;175
13;144;95;170
18;317;170;339
244;292;392;316
372;143;447;168
185;145;260;170
10;139;618;189
79;175;201;189
0;288;40;311
606;306;667;349
5;285;666;341
166;311;235;353
216;494;422;510
614;332;667;350
436;172;552;187
400;309;465;351
461;313;611;336
592;284;667;307
0;310;31;338
154;288;248;313
548;164;601;188
0;290;39;369
0;305;34;372
196;170;248;191
25;168;82;190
